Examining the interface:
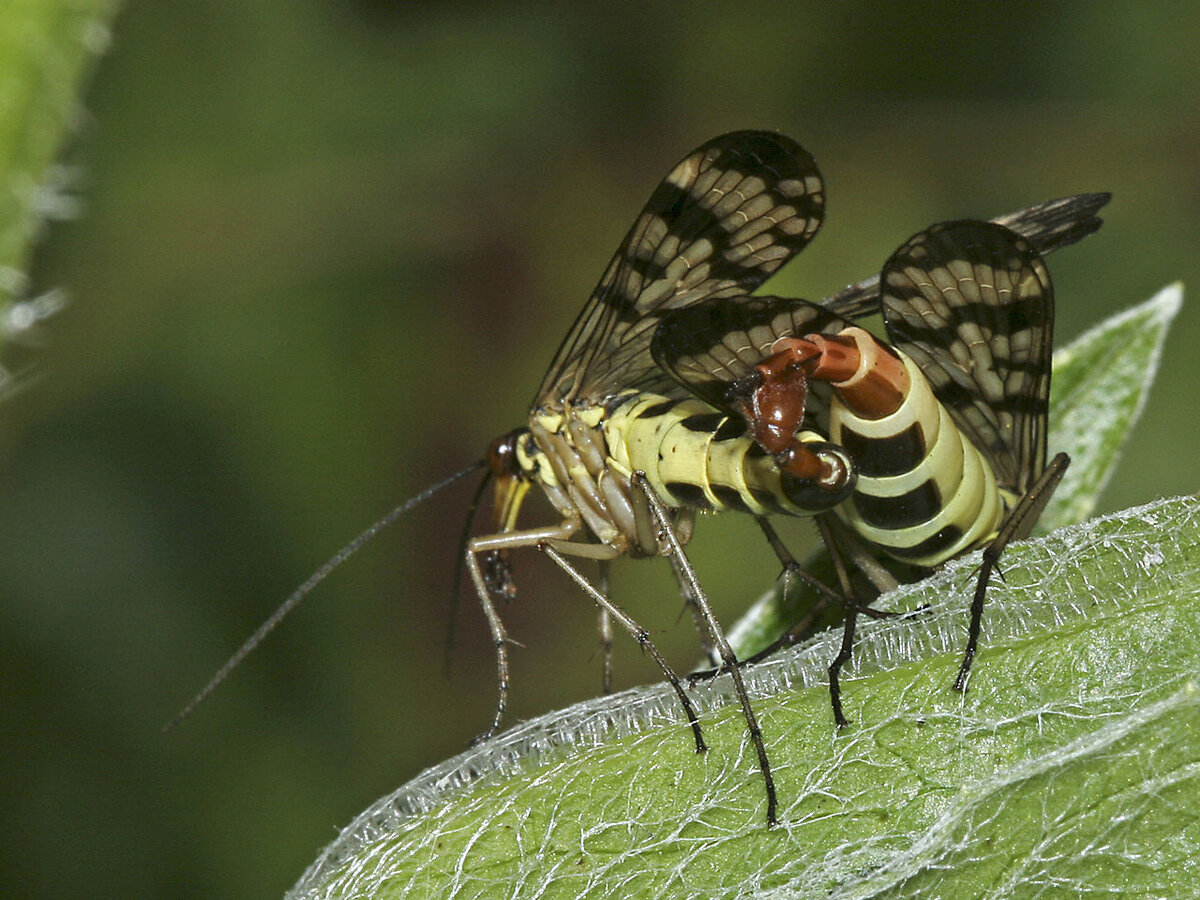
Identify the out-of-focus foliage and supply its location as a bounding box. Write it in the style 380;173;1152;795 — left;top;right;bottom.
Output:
2;3;1198;898
0;0;119;336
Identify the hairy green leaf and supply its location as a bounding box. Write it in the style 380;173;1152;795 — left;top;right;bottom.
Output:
291;494;1200;899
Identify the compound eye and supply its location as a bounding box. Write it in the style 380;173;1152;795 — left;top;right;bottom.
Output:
487;430;525;477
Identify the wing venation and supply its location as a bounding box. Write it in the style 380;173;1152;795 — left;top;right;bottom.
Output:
651;295;850;413
823;192;1105;320
879;220;1054;492
536;131;825;406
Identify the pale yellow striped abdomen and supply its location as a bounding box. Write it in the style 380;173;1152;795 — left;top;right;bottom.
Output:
829;352;1009;567
603;393;839;518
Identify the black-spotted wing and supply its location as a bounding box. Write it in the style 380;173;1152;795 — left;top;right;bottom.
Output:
535;131;825;408
649;197;1090;427
822;192;1107;320
650;294;850;418
879;220;1054;493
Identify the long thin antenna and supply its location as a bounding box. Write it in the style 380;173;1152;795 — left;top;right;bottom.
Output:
164;460;487;732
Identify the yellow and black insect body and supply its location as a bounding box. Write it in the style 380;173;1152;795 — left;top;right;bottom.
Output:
469;132;1106;824
652;218;1071;726
172;131;1108;826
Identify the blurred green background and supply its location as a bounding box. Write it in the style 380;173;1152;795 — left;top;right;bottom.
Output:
3;2;1198;897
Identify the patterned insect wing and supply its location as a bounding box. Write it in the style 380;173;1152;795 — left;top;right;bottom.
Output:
650;294;850;413
879;220;1054;493
823;193;1106;321
535;131;825;407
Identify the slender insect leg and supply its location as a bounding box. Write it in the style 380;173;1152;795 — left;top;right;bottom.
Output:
597;560;614;694
955;452;1070;691
445;466;494;678
689;519;846;685
768;512;900;619
668;552;720;667
756;516;841;615
632;471;779;827
464;549;511;741
817;514;865;729
692;519;900;686
540;542;707;755
821;515;901;599
816;515;908;726
827;610;858;730
467;519;585;741
756;515;846;642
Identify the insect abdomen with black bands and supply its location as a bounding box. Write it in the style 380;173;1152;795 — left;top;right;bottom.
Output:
604;392;852;518
651;316;1019;570
829;349;1012;567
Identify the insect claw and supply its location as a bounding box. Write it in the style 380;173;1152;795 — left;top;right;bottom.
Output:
468;729;497;748
688;660;732;684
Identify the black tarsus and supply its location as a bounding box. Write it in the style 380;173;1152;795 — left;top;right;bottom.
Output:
633;471;779;827
954;452;1070;692
817;514;868;729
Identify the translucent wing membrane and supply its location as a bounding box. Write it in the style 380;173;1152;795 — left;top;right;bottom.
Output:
880;220;1054;492
651;295;849;412
536;131;825;406
822;192;1107;321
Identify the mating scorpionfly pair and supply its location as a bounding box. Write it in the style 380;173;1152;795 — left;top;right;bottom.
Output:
174;131;1108;827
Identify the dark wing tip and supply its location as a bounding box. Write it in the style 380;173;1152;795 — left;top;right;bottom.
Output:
706;129;811;162
536;131;826;405
995;191;1112;256
881;219;1051;326
686;130;825;229
890;217;1041;262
